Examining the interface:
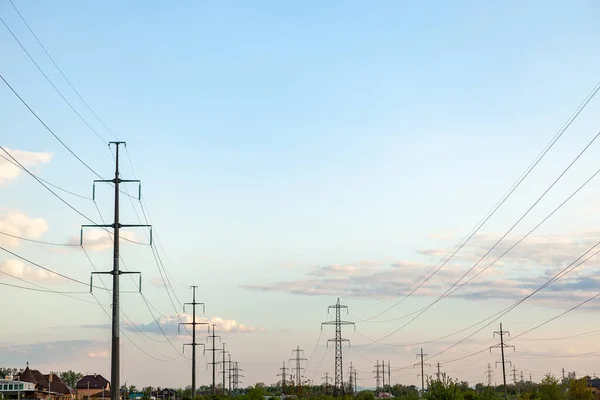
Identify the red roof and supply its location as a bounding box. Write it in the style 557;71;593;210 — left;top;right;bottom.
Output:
76;375;110;390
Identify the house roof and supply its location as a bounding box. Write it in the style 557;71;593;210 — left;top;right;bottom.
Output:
16;368;71;394
76;375;110;390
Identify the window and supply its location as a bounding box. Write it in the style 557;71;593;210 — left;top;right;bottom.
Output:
9;384;13;390
20;384;24;390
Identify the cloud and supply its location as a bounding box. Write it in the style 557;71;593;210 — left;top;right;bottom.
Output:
0;147;52;184
240;231;600;307
88;351;109;359
0;259;58;281
0;211;49;247
0;340;107;365
81;314;262;335
69;229;138;251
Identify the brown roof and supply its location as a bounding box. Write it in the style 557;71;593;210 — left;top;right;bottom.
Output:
19;367;38;384
17;368;71;395
76;375;110;390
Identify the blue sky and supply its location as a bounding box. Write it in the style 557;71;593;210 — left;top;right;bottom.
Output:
1;0;600;389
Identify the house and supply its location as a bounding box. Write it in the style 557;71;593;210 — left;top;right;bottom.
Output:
152;388;177;400
1;366;74;400
587;378;600;400
75;374;111;399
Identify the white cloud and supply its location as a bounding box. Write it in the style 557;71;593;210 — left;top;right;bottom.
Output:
0;259;58;281
0;147;53;184
88;351;109;359
0;211;49;247
240;231;600;307
70;229;138;251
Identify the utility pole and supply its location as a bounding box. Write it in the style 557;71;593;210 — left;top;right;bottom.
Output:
348;364;354;396
562;369;566;381
83;141;150;400
382;360;386;391
220;344;228;397
179;286;208;400
512;366;520;397
206;324;221;395
227;354;233;396
322;373;330;395
388;360;391;389
520;371;524;384
354;370;358;395
290;346;307;388
485;364;494;386
436;363;442;381
278;362;290;394
373;361;381;391
490;323;514;400
233;362;243;396
321;298;355;397
415;348;431;394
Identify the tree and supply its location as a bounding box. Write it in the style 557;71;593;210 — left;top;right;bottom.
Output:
567;378;593;400
425;374;463;400
356;391;376;400
538;375;562;400
59;371;84;388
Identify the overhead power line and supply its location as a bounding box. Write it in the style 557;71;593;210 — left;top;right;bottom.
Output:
355;79;600;323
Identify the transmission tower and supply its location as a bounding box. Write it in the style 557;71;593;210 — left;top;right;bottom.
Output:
485;364;494;386
490;323;514;400
321;298;355;396
348;364;354;396
322;372;331;394
278;362;291;394
388;360;391;389
373;360;381;391
227;354;234;395
512;366;521;397
232;362;243;396
436;363;442;381
206;324;221;395
179;286;208;400
83;141;150;400
382;360;386;390
290;346;307;387
415;348;431;393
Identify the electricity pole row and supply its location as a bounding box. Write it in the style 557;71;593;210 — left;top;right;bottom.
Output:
206;325;221;395
180;286;207;400
490;323;515;400
415;348;431;394
85;142;150;400
321;298;355;397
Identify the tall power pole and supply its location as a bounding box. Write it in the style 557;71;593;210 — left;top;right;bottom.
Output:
227;354;234;395
436;363;442;381
278;362;291;394
373;361;381;391
206;324;221;395
321;298;355;397
491;323;514;400
322;372;331;394
232;362;243;396
290;346;307;388
179;286;207;400
388;360;391;389
415;348;431;393
83;141;150;400
382;360;386;390
485;364;494;386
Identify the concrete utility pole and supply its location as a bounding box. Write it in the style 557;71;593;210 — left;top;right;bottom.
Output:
490;323;514;400
206;324;221;395
354;370;358;395
388;360;391;389
83;141;150;400
321;298;355;397
436;363;442;381
415;349;431;394
180;286;208;400
290;346;307;388
227;354;233;396
278;362;290;394
381;360;386;390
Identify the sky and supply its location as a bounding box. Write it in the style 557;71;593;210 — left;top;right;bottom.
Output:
1;0;600;391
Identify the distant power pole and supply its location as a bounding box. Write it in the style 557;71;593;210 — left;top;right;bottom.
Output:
354;370;358;395
321;298;355;397
322;372;331;394
562;369;566;381
220;344;229;396
490;323;514;400
436;363;442;381
382;360;386;390
179;286;208;400
373;361;381;391
348;363;354;395
520;371;524;384
232;362;243;396
206;324;221;395
83;141;150;400
415;348;431;393
485;364;494;386
227;354;233;395
290;346;307;388
388;360;391;389
278;362;291;393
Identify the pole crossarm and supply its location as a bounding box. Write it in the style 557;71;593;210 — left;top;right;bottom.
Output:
90;271;141;293
80;224;153;245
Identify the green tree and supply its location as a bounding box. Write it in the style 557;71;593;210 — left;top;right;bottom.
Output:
538;375;562;400
566;378;593;400
356;391;376;400
59;371;84;388
425;374;463;400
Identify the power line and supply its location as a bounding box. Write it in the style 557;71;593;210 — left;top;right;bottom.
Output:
353;79;600;324
6;0;119;140
355;134;600;347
